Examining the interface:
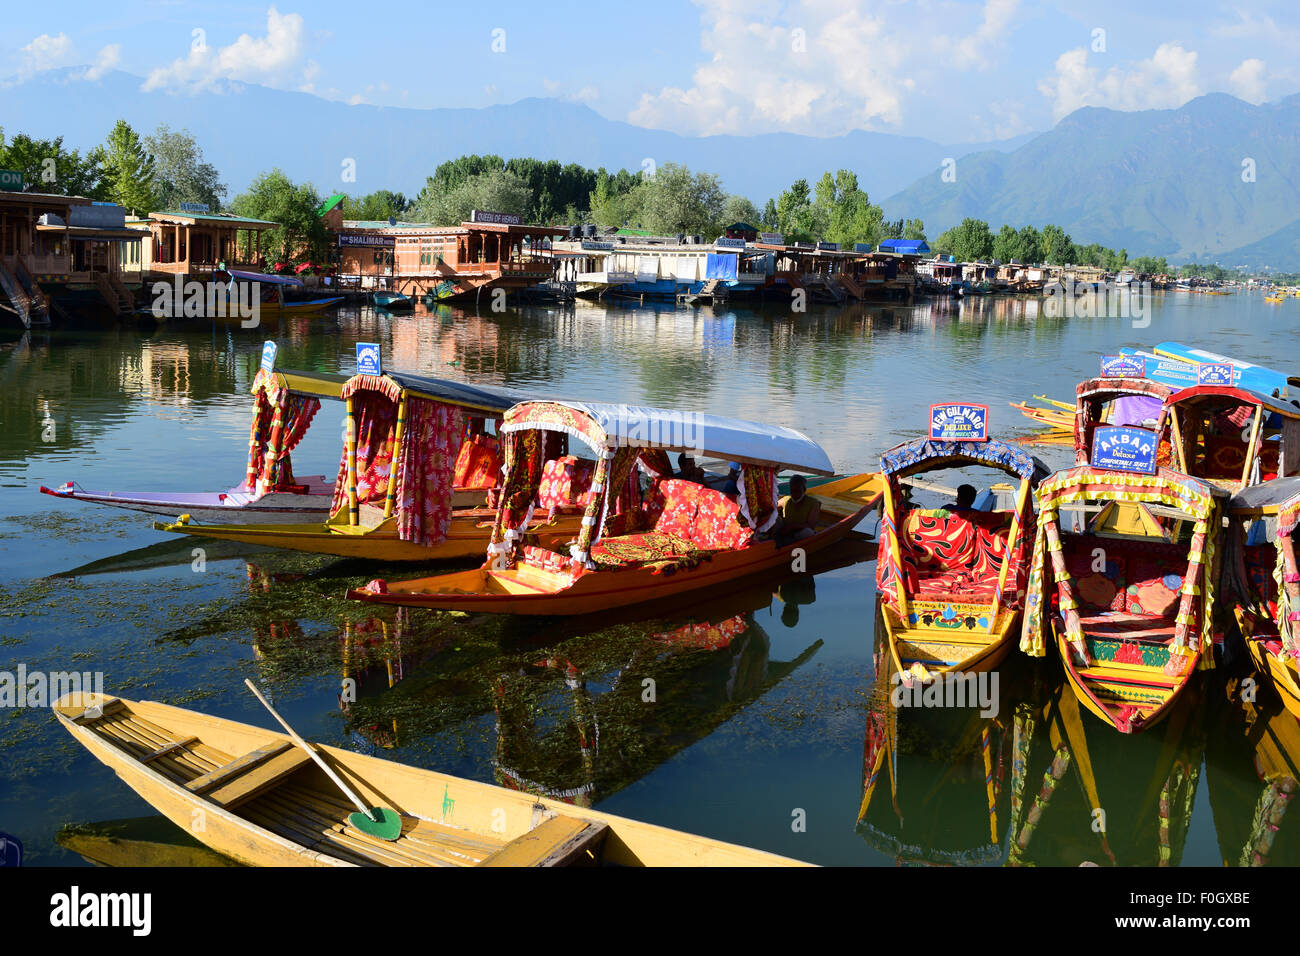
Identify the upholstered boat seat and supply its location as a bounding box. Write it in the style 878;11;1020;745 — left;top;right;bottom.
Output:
897;508;1026;607
537;456;595;516
454;433;503;490
588;479;754;570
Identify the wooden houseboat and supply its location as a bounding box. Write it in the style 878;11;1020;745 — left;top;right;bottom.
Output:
145;209;278;279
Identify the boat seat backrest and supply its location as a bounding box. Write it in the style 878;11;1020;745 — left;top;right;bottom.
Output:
901;509;1012;576
537;456;595;513
650;479;753;551
1063;537;1188;618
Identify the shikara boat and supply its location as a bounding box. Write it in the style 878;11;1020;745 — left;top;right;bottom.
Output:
156;367;582;562
1072;374;1174;466
1020;466;1225;733
1164;382;1300;492
220;270;343;316
372;291;413;311
55;693;806;866
1009;394;1073;431
875;434;1049;681
41;364;346;524
348;400;880;614
1153;341;1294;399
1223;477;1300;718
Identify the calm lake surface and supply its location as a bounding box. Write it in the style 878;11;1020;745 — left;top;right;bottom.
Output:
3;289;1299;866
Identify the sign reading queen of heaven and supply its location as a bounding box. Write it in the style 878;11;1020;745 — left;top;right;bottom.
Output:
930;403;988;442
1091;425;1158;474
356;342;382;376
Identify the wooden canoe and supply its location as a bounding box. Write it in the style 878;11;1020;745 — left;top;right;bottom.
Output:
156;504;582;563
1239;608;1300;721
347;500;874;615
879;596;1020;681
804;471;885;519
55;693;808;867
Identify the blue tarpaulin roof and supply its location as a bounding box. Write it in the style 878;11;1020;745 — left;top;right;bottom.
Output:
879;239;930;255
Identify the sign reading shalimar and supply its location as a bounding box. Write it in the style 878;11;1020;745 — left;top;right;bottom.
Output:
339;233;395;248
1091;425;1158;474
0;170;23;192
469;209;522;226
929;403;989;442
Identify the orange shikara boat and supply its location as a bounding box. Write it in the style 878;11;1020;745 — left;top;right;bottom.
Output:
348;400;883;615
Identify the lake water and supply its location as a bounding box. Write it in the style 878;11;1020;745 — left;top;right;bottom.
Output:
3;288;1298;866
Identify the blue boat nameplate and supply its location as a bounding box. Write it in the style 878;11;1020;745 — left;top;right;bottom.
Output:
930;403;988;442
1091;425;1158;474
356;343;382;376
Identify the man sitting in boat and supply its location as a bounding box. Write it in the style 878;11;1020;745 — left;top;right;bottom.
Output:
775;475;821;543
944;483;977;513
675;453;707;484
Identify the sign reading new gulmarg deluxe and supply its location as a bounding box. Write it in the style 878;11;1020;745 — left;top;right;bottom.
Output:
929;403;989;442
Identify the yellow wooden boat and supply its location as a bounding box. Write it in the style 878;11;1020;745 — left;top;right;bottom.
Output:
156;363;586;561
54;693;807;867
1223;478;1300;719
875;431;1049;681
1020;466;1225;733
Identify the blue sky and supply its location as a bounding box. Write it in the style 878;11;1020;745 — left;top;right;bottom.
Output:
3;0;1297;143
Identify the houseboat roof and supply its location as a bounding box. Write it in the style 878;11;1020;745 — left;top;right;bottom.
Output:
149;211;277;228
878;239;930;255
500;400;835;475
343;220;568;236
315;193;346;217
0;191;94;206
34;223;143;240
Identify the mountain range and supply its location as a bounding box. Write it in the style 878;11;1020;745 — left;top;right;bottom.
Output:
4;69;1299;268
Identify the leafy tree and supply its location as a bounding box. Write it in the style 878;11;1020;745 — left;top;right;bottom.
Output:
1039;223;1075;265
94;120;158;213
339;190;409;222
719;194;761;230
775;178;815;242
761;198;779;230
939;217;995;261
0;128;105;197
636;163;725;236
413;168;532;225
903;218;927;241
229;169;330;263
145;124;226;211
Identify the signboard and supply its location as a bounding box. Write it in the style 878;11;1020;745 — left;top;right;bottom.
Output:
179;201;210;213
1091;425;1158;474
1130;352;1198;388
580;240;614;251
0;170;23;192
356;342;382;376
260;341;278;373
815;241;840;252
469;209;522;226
1100;354;1145;378
758;232;784;245
339;233;395;248
714;237;746;250
929;403;989;442
1198;362;1235;386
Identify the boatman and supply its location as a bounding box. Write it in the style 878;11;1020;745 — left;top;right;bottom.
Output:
776;475;820;542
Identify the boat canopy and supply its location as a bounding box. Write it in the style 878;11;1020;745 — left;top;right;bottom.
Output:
342;370;531;415
879;437;1049;483
1074;376;1174;464
225;269;304;287
1032;465;1222;517
251;367;349;401
499;400;835;475
1227;477;1300;535
1166;384;1300;420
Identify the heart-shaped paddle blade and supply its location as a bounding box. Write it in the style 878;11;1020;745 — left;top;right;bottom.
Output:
348;807;403;841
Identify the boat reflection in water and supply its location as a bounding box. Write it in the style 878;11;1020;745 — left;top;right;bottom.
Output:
56;817;241;867
1003;670;1205;866
856;635;1026;866
1206;674;1300;866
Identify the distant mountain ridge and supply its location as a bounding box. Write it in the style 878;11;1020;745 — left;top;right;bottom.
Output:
880;93;1300;269
1;68;1032;209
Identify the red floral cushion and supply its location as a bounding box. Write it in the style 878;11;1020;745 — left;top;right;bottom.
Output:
453;433;502;489
1065;550;1127;612
653;479;702;538
589;531;698;569
537;456;594;513
522;545;572;573
690;488;752;550
1125;553;1184;617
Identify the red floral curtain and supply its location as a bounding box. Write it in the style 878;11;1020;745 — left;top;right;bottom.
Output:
394;397;464;546
245;390;274;490
489;429;548;560
739;464;779;531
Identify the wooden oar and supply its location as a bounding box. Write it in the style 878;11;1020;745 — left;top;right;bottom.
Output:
243;679;402;840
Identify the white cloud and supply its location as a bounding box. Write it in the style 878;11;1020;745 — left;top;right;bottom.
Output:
1038;43;1202;120
77;44;121;82
629;0;1021;136
142;6;309;93
1228;57;1267;103
17;33;73;78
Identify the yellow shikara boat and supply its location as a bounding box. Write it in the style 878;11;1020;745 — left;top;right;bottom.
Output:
1223;477;1300;719
347;400;880;615
1020;465;1225;733
875;432;1049;681
158;366;582;561
55;693;807;867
